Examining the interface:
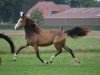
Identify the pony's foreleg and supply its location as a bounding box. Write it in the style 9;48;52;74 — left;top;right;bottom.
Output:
33;46;48;64
50;44;62;63
13;43;29;61
63;44;80;65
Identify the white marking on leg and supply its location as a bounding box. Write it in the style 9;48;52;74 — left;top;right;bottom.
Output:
50;55;55;62
13;53;17;60
44;61;48;64
73;58;80;65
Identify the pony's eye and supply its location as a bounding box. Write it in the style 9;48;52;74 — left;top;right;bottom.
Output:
21;21;23;22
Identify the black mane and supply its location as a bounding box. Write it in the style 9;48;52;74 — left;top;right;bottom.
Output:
24;19;39;37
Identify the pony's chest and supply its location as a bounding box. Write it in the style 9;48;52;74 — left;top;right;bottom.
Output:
25;34;38;44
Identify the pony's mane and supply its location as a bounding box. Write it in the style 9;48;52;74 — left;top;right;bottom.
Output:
24;18;39;36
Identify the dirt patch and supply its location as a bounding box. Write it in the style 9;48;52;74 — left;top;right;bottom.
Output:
86;32;100;38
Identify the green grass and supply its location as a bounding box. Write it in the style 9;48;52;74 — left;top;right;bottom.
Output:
0;36;100;53
0;52;100;75
0;29;100;75
0;38;100;75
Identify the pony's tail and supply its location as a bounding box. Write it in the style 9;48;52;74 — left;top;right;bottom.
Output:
64;27;90;38
0;33;15;54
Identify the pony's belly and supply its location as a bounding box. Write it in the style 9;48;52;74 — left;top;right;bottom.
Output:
38;42;53;47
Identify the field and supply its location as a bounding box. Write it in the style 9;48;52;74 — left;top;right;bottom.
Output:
0;29;100;75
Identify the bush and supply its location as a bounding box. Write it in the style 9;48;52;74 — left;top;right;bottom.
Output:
31;9;44;26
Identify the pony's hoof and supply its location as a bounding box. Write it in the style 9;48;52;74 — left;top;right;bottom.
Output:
13;59;16;61
73;62;80;65
73;58;81;65
50;61;53;63
44;61;49;64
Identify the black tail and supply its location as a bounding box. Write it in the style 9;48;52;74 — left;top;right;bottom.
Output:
64;27;90;38
0;33;15;54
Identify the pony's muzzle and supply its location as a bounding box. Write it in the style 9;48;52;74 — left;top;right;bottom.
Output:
15;24;19;30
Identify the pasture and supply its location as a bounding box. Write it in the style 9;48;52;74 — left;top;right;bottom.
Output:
0;29;100;75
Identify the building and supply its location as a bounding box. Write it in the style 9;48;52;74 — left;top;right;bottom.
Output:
26;1;70;17
26;1;100;27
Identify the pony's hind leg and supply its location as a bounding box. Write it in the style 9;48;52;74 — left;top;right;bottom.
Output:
63;44;80;65
49;44;62;63
13;43;29;61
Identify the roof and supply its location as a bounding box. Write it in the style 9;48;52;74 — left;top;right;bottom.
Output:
56;4;71;11
26;1;100;19
26;1;100;26
46;8;100;18
26;1;70;17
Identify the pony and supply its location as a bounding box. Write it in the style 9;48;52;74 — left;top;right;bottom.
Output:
14;12;89;64
0;33;15;54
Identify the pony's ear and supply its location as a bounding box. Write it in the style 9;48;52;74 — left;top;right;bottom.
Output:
20;12;24;17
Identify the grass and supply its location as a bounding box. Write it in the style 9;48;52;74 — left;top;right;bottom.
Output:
0;52;100;75
0;36;100;53
0;29;100;75
0;38;100;75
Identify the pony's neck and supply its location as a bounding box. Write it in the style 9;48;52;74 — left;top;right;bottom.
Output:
24;24;38;37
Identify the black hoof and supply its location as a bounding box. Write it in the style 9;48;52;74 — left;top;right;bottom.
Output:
50;61;53;63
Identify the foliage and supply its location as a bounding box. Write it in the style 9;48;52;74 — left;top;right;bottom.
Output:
69;0;79;7
83;0;100;7
31;9;44;26
68;0;100;7
46;0;100;7
0;0;38;23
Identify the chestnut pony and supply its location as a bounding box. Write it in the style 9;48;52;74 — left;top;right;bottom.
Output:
14;12;89;64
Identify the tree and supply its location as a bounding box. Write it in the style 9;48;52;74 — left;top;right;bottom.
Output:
69;0;80;7
31;9;44;26
0;0;23;22
69;0;100;7
84;0;100;7
46;0;100;7
0;0;38;23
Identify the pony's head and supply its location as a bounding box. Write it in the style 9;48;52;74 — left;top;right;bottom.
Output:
15;12;36;30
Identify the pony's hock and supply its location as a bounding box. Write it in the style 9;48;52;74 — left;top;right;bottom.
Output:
14;12;89;64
